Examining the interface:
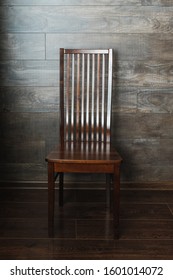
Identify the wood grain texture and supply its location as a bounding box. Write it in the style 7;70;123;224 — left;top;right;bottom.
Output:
1;0;173;6
0;163;47;181
141;0;173;6
0;34;45;60
1;59;172;87
122;164;173;182
1;0;142;5
0;87;59;112
0;1;173;183
46;33;173;61
0;61;58;86
1;6;173;33
1;186;173;259
112;113;173;139
137;88;173;113
0;112;59;141
116;60;173;87
115;139;173;165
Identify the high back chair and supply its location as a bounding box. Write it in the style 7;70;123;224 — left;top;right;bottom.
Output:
46;48;122;238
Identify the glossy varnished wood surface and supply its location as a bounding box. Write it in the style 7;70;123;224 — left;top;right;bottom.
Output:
46;48;122;238
0;183;173;260
59;48;113;143
46;142;121;163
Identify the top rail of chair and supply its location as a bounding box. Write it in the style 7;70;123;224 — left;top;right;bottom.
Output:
62;49;112;54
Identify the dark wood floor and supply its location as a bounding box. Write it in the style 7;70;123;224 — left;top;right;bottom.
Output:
0;182;173;260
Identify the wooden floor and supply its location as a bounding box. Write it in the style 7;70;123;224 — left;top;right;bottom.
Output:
0;183;173;260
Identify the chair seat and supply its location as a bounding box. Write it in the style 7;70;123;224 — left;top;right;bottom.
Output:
46;141;122;164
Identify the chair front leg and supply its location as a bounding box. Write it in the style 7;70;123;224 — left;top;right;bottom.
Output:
106;174;111;208
48;162;55;237
113;164;121;239
59;172;64;207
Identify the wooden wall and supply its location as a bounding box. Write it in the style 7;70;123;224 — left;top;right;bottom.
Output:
0;0;173;184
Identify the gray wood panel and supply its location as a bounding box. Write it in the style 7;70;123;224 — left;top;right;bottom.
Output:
0;86;136;113
1;0;173;6
141;0;173;6
117;60;173;87
1;59;172;87
0;1;173;184
0;34;45;60
0;140;45;163
0;163;47;181
1;0;142;6
0;112;59;142
0;61;58;86
122;164;173;181
0;87;59;112
4;85;167;115
46;33;173;61
112;113;173;139
112;87;137;113
116;139;173;165
1;6;173;33
137;88;173;113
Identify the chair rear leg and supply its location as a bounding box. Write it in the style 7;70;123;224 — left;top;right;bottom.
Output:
106;174;111;208
59;172;64;207
113;164;121;239
48;162;55;237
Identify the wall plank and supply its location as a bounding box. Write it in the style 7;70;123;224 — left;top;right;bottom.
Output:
0;34;45;60
141;0;173;6
0;87;59;112
0;86;136;113
112;113;173;139
0;140;45;164
0;1;173;183
46;33;173;61
137;88;173;113
2;0;173;7
0;61;58;86
1;59;172;87
1;6;173;33
0;163;47;181
0;112;59;142
116;139;173;165
117;60;173;87
1;0;142;6
122;164;173;182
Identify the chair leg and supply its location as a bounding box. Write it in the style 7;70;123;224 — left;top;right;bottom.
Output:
59;172;64;207
113;164;121;239
106;174;111;208
48;162;55;238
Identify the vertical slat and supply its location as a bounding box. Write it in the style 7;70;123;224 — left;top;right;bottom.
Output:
71;54;75;141
76;54;80;140
62;49;112;143
101;54;105;142
96;54;100;141
91;54;95;141
60;48;64;145
106;49;113;142
65;53;70;141
86;54;90;141
81;54;85;141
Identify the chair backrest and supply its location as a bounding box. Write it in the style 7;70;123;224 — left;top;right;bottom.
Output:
60;48;113;143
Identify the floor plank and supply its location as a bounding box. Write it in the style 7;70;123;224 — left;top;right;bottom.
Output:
0;184;173;259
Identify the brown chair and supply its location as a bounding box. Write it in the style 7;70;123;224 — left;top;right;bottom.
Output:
46;48;122;238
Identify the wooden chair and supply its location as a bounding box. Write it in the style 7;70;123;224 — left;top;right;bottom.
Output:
46;48;122;238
